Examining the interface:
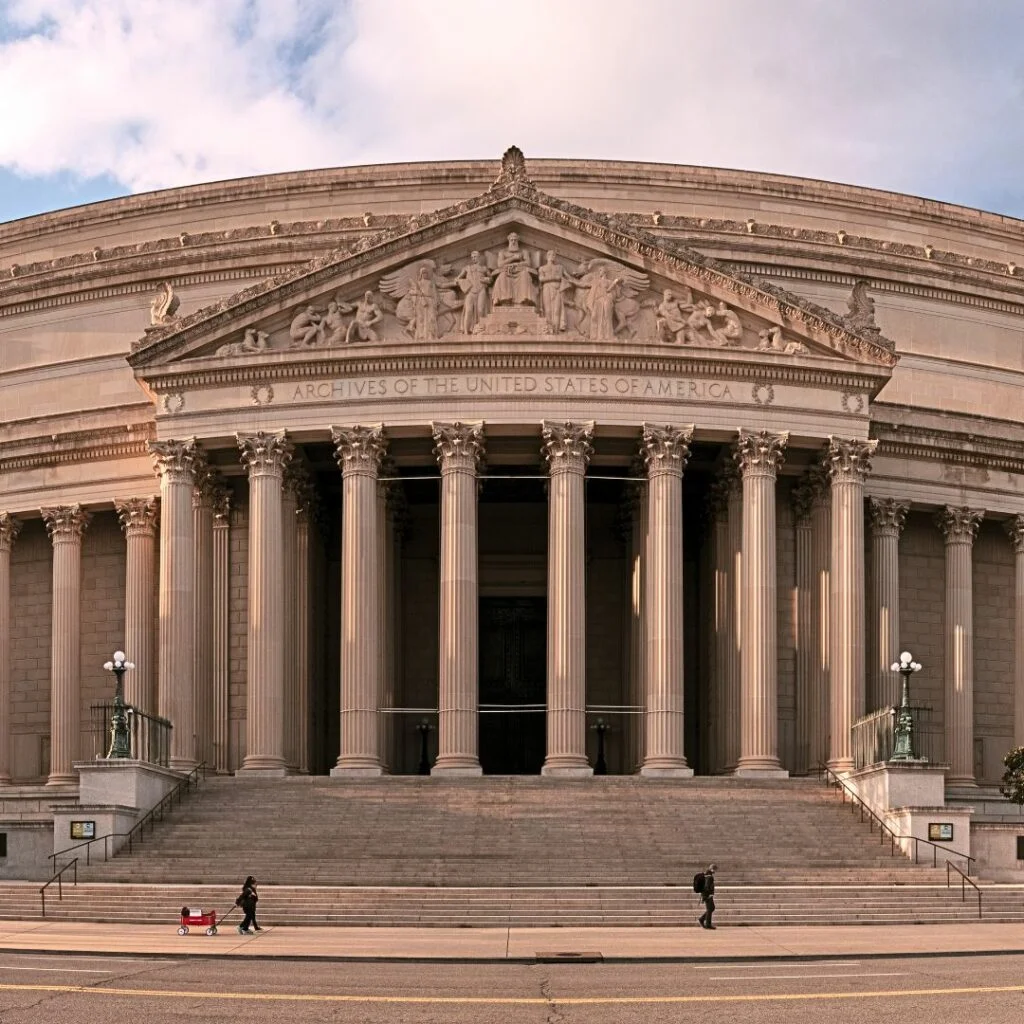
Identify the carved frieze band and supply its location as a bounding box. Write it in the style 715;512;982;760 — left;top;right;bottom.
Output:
641;423;694;479
1006;514;1024;554
237;430;293;478
149;438;199;486
0;512;22;550
734;428;788;479
541;420;594;475
41;504;91;540
115;497;160;538
936;505;985;543
868;497;910;538
330;424;387;477
825;436;878;483
432;421;485;472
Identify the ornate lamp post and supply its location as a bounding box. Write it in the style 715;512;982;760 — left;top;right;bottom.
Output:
103;650;135;759
889;650;923;762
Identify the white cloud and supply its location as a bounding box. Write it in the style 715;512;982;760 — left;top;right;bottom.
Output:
0;0;1022;213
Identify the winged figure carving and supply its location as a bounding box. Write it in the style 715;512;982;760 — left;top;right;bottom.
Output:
569;258;649;340
378;259;460;340
150;281;180;326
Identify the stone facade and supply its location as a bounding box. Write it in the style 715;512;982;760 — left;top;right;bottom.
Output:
0;148;1022;794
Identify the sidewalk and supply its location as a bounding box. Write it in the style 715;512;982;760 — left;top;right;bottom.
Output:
1;919;1023;962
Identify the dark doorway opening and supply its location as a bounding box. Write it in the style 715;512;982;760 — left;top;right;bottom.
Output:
479;596;546;774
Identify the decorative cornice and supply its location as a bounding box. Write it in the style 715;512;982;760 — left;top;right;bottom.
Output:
935;505;984;543
870;418;1024;476
1006;514;1024;554
0;420;155;473
41;504;91;540
330;424;387;477
734;428;788;478
236;429;293;478
825;436;878;484
641;423;694;479
114;496;160;538
432;421;485;472
149;438;199;486
542;420;594;474
868;497;910;538
0;512;22;550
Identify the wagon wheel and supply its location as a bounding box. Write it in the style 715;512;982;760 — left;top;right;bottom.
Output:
206;926;217;936
178;926;188;935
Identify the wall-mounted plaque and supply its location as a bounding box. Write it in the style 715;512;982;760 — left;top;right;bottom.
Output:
928;823;954;842
70;821;95;841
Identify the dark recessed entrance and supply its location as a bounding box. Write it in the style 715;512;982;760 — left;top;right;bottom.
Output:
479;596;546;774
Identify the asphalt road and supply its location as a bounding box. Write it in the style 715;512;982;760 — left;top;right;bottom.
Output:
1;951;1023;1023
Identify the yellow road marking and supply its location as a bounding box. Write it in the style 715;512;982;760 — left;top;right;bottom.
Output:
1;982;1024;1005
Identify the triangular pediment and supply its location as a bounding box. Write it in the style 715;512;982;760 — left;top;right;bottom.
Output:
129;149;898;373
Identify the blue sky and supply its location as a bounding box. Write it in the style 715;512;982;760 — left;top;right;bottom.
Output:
2;0;1023;224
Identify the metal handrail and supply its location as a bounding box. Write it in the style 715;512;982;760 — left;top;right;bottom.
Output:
818;764;976;873
947;860;982;918
41;763;206;915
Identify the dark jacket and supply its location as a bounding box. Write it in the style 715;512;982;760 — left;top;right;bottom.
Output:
701;872;716;902
237;882;258;913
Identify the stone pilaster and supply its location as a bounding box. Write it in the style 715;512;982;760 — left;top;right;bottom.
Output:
211;490;231;773
825;437;877;773
432;422;485;775
331;425;387;775
724;465;743;771
541;420;594;776
809;470;832;770
150;438;199;771
1006;515;1024;749
791;476;815;775
236;430;292;774
0;514;22;784
41;505;90;785
937;506;985;786
281;463;303;771
114;498;159;715
640;423;694;777
733;428;788;777
192;465;216;768
868;497;910;710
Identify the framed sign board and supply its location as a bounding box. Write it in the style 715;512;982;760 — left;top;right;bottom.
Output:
70;821;96;841
928;823;954;842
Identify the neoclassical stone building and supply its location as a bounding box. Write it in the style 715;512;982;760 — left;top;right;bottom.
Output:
0;148;1022;792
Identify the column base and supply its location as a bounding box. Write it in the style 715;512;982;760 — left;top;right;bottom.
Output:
734;764;789;779
45;774;78;787
640;765;694;778
234;766;288;778
330;765;385;778
169;757;200;773
541;764;594;778
431;762;483;777
826;758;855;775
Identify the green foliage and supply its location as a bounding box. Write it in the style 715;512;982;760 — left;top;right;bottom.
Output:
1000;747;1024;806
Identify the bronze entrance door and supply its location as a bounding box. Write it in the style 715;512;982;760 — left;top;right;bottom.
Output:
479;597;546;774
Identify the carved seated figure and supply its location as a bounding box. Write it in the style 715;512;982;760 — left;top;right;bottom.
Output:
345;292;383;343
655;288;693;343
491;232;537;307
684;304;718;346
289;306;325;347
217;328;269;357
710;302;743;346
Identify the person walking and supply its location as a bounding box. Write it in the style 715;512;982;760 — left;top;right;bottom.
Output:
236;875;261;934
698;863;717;929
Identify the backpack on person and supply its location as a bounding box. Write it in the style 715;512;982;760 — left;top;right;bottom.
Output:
692;871;706;894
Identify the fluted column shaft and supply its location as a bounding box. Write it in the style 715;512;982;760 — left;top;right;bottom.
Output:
212;494;231;773
826;438;877;772
331;425;386;775
115;498;159;715
792;480;814;775
724;470;743;770
869;498;910;710
295;496;314;774
237;431;292;773
735;429;788;776
938;506;984;786
809;481;831;770
640;423;694;776
542;421;594;776
0;514;22;784
1007;517;1024;749
41;505;90;784
151;439;198;771
281;471;300;770
709;483;730;774
432;422;484;775
192;475;215;768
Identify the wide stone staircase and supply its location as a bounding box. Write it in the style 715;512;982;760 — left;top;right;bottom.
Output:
6;775;1024;926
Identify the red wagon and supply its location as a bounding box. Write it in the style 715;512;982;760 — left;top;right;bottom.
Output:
178;906;219;936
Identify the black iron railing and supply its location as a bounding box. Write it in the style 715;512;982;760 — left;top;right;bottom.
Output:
89;702;172;766
851;705;944;768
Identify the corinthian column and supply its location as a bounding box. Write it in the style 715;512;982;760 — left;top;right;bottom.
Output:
1007;516;1024;749
331;425;387;776
115;498;159;714
237;431;293;774
0;514;22;784
542;420;594;777
791;476;815;775
707;478;730;774
869;497;910;710
809;470;831;770
212;490;231;773
734;429;788;777
724;465;743;770
41;505;90;785
150;439;199;770
640;423;695;776
193;466;217;769
937;506;984;786
432;421;485;775
281;463;303;771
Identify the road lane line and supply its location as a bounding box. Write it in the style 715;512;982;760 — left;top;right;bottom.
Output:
693;962;861;970
0;968;113;974
708;973;906;981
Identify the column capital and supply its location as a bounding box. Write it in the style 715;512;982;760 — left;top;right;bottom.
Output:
1006;514;1024;554
641;423;694;479
868;497;910;538
0;512;22;551
825;436;878;483
936;505;984;543
542;420;594;475
237;430;293;479
791;477;816;527
432;421;485;473
705;476;731;524
734;428;788;478
115;497;160;538
41;504;91;541
331;424;387;477
149;438;199;485
212;486;231;524
283;459;311;501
